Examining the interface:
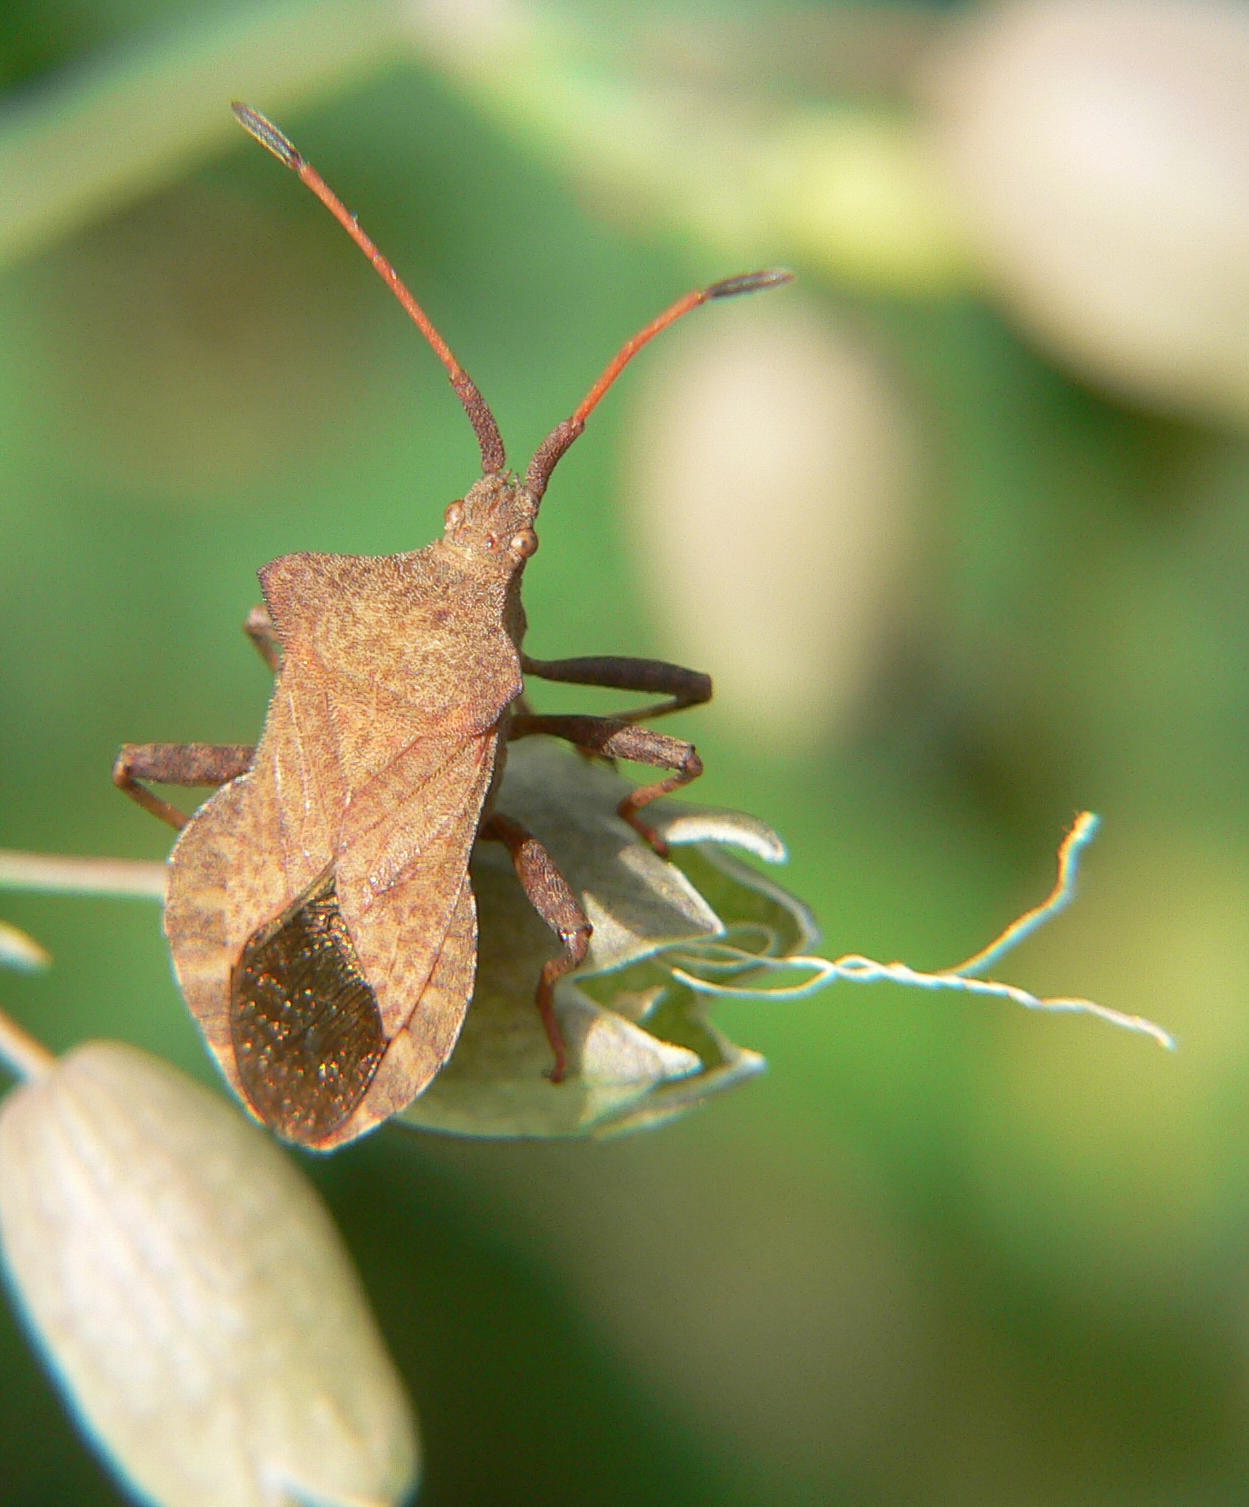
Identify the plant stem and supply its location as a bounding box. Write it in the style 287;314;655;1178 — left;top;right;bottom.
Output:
0;0;404;268
0;851;166;900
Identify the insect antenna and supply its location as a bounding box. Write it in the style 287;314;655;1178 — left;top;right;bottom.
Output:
525;269;794;502
232;103;507;475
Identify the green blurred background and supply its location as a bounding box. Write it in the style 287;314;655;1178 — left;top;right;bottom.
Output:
2;1;1247;1502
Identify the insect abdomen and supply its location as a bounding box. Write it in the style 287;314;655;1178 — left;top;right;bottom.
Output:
230;866;385;1146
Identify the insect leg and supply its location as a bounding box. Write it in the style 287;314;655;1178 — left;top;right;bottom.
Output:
521;653;710;725
509;715;701;856
479;811;593;1083
113;743;255;830
243;605;282;671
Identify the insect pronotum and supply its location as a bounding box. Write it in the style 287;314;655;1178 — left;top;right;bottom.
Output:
114;104;792;1150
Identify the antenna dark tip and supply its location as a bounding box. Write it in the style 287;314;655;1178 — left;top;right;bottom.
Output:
706;269;795;300
231;103;302;171
524;269;794;502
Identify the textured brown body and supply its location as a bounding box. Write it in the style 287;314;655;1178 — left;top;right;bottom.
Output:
164;514;526;1148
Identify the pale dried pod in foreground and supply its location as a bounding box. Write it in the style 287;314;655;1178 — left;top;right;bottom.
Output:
0;1040;417;1507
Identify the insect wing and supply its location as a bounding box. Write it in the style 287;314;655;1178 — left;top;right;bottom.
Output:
164;770;288;1108
166;694;497;1149
327;727;498;1140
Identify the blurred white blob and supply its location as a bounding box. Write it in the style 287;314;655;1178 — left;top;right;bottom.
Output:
627;305;917;750
924;0;1249;424
0;1041;418;1507
0;919;50;972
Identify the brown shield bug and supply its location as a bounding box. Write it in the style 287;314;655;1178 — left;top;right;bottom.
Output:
114;104;792;1150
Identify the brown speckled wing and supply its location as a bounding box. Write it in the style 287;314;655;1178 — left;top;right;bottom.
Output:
164;722;495;1147
164;770;288;1113
334;729;496;1036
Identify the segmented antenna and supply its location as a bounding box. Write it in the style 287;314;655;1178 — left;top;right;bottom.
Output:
525;269;794;501
232;103;506;475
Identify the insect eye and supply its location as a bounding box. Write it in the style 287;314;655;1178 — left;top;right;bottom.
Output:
443;500;463;530
510;529;538;559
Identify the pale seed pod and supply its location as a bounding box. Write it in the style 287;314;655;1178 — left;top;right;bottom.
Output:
0;1040;418;1507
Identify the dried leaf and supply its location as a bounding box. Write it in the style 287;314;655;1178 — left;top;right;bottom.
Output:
401;741;782;1138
